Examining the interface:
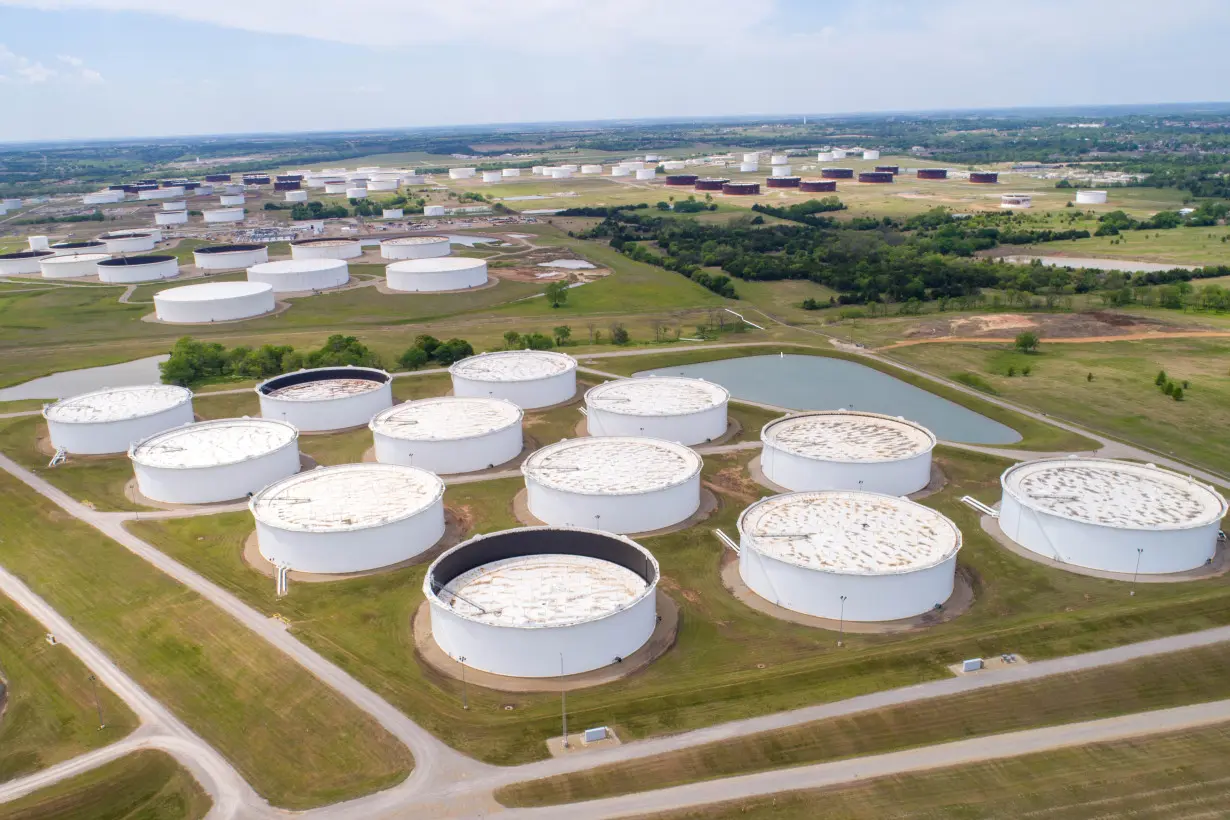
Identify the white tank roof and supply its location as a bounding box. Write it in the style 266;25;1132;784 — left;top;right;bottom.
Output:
44;385;190;424
386;257;485;274
247;259;345;277
523;436;701;496
370;396;522;441
382;235;449;246
739;490;961;575
42;252;110;266
293;238;358;247
250;463;444;533
586;377;728;417
450;350;577;383
1002;459;1227;531
443;554;647;628
157;281;272;303
762;411;936;463
129;418;297;469
266;378;385;401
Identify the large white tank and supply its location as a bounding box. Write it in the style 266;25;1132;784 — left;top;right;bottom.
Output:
156;211;189;226
380;235;451;260
739;162;759;173
550;168;573;179
771;165;792;177
49;240;106;256
1075;190;1108;205
219;193;245;207
403;174;426;185
82;190;125;205
382;208;403;219
255;366;392;432
581;164;603;174
770;154;789;165
449;350;577;409
449;167;477;180
162;201;187;211
481;171;502;183
425;527;659;678
424;205;446;217
0;250;54;275
290;237;362;260
96;254;179;283
831;149;847;159
584;377;728;445
28;236;49;251
501;168;521;178
284;189;308;202
203;207;244;224
611;167;632;177
324;181;348;194
999;458;1227;575
760;411;936;496
367;179;400;191
621;161;646;171
1000;193;1032;209
40;252;110;279
635;169;656;180
738;490;962;622
522;436;702;534
345;187;368;200
386;257;488;292
130;418;299;504
154;281;275;323
193;244;268;271
252;463;445;574
661;161;686;171
370;396;523;474
862;150;881;160
44;385;194;456
743;152;761;163
246;259;349;293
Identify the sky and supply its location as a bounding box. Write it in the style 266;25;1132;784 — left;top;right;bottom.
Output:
0;0;1228;142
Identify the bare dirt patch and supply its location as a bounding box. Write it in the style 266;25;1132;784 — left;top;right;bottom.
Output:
900;310;1202;342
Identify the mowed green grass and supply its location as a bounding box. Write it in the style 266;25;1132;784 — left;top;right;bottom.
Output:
888;337;1230;473
0;595;138;783
0;417;144;513
0;470;412;808
131;445;1230;766
633;723;1230;820
0;750;211;820
497;640;1230;806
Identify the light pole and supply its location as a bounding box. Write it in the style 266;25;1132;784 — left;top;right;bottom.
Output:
88;674;105;730
459;655;468;710
837;595;848;647
594;514;601;531
560;653;569;748
1131;548;1144;596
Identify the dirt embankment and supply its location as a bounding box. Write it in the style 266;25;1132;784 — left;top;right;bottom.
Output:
882;311;1228;349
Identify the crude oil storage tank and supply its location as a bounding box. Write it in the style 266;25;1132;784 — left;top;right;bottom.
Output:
96;255;179;283
382;208;403;219
1000;193;1032;209
50;240;106;256
256;366;391;432
737;490;962;622
291;237;362;260
760;411;936;496
219;193;245;206
424;205;446;216
380;235;450;260
129;417;300;504
482;171;502;183
99;230;156;252
635;169;656;180
425;527;659;678
695;177;729;191
998;458;1227;575
970;172;999;183
770;154;789;165
246;259;349;292
252;463;445;574
370;396;523;474
665;174;698;186
284;190;308;202
743;152;761;163
858;171;894;184
0;249;54;275
875;165;900;174
40;252;109;279
862;150;880;160
156;211;188;226
821;168;854;179
610;167;631;177
193;243;268;271
800;179;837;193
274;180;301;191
345;187;368;199
584;377;728;445
766;176;801;188
154;281;275;323
203;207;244;224
44;385;194;456
550;168;572;179
449;167;477;180
386;257;488;292
324;180;348;194
82;190;125;205
739;162;759;173
205;174;231;182
450;350;577;409
1076;190;1108;204
522;436;702;534
502;168;521;178
917;168;948;180
723;181;760;195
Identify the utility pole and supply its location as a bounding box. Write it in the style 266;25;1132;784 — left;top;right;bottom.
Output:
837;595;848;647
459;656;468;710
88;674;105;729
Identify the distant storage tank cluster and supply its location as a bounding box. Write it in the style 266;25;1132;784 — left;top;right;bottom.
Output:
969;172;999;183
585;377;729;445
370;396;524;474
1076;190;1108;204
449;350;577;409
44;385;194;456
193;244;268;271
998;459;1227;575
256;366;392;432
247;259;349;293
800;179;837;193
858;171;894;183
386;257;488;292
722;181;760;195
917;168;948;180
154;281;275;323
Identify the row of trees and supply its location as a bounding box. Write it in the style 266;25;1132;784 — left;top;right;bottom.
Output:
160;334;382;387
397;335;474;370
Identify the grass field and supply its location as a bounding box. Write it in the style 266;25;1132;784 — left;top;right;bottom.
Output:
633;723;1230;820
0;595;137;783
0;469;412;808
0;417;144;513
497;640;1230;806
0;750;211;820
887;337;1230;472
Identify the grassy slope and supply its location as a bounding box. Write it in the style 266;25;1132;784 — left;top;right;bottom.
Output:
0;750;211;820
0;417;144;513
631;723;1230;820
0;470;412;809
0;596;138;783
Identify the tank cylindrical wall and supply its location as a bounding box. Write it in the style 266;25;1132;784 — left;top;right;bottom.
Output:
284;190;308;202
862;150;881;160
635;169;656;180
154;286;274;323
424;205;446;216
101;234;156;253
800;180;838;192
246;260;349;293
386;259;488;292
722;182;760;195
0;251;54;275
346;187;368;199
193;246;268;271
257;379;391;432
858;172;894;183
203;208;244;223
665;175;698;186
502;168;522;177
695;179;728;191
47;401;195;456
821;168;854;179
770;154;789;165
50;242;105;256
917;169;948;179
770;165;792;177
761;445;932;496
742;152;760;163
97;257;179;283
875;165;900;174
162;201;187;211
133;440;300;504
373;423;522;474
1076;190;1108;204
525;474;700;534
739;162;759;173
291;240;362;260
766;176;801;188
451;370;575;409
381;237;450;260
969;172;999;183
219;194;245;206
586;404;726;445
324;182;348;194
40;254;109;279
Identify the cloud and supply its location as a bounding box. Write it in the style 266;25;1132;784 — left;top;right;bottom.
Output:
78;67;103;83
56;53;83;66
0;43;103;84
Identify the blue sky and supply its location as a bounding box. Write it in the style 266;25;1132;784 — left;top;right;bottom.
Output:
1;0;1227;142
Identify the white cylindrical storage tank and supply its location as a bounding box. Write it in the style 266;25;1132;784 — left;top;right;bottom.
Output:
771;165;792;177
162;201;187;211
424;205;446;217
622;161;646;171
770;154;789;165
130;418;299;504
739;162;759;173
99;232;156;253
550;168;572;179
760;411;936;496
380;235;450;260
481;171;502;183
219;193;245;206
203;207;244;224
96;254;179;283
40;252;110;279
404;174;426;185
154;281;275;323
449;167;477;180
998;458;1227;575
252;463;445;573
290;237;362;260
585;377;728;445
83;190;124;205
581;164;603;174
222;184;243;195
367;179;399;191
1000;193;1032;209
370;396;523;474
863;150;881;160
386;257;487;292
662;161;686;171
44;385;194;456
559;164;579;173
382;208;403;219
345;187;368;199
50;240;106;256
523;436;702;534
28;235;50;251
255;366;391;432
611;166;631;177
738;491;962;622
156;210;189;226
247;258;348;293
531;166;545;175
450;350;577;409
425;527;659;678
324;181;348;194
635;168;656;180
743;152;761;163
501;168;521;177
192;243;268;271
1075;190;1108;205
0;250;54;275
284;189;308;202
831;149;847;159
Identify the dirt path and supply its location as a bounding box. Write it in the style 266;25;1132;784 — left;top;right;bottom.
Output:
878;331;1230;350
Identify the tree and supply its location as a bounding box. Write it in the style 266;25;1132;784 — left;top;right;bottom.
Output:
1086;372;1094;382
503;330;521;350
545;280;569;308
414;335;441;358
522;332;554;350
432;338;475;365
553;325;571;346
656;201;671;211
305;334;381;368
609;323;630;345
1172;386;1184;401
1014;331;1040;354
1155;369;1168;386
398;347;429;370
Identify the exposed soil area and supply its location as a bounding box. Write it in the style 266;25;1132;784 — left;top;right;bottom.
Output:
900;310;1207;342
